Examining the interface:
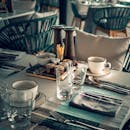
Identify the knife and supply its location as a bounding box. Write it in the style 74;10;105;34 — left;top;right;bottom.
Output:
99;83;130;95
86;77;130;95
99;80;130;90
32;111;89;130
50;111;105;130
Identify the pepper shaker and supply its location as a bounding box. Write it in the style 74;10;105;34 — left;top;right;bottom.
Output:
64;26;75;60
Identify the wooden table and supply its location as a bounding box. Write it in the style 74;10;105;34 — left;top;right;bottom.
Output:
0;49;130;130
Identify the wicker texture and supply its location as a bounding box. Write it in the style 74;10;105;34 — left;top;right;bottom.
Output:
93;7;130;37
0;13;57;54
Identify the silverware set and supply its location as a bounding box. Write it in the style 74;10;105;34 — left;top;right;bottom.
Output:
79;92;122;105
0;62;25;72
31;108;105;130
50;111;105;130
85;76;130;95
0;52;18;61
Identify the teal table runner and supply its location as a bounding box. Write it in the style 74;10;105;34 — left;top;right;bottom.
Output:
56;85;130;130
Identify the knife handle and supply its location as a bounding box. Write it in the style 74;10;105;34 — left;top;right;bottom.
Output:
70;120;105;130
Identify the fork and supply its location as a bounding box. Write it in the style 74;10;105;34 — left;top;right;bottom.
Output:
85;76;130;95
50;111;105;130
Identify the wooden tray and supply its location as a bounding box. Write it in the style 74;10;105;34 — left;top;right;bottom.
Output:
26;63;68;81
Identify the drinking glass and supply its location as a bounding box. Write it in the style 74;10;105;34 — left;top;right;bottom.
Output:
71;63;87;92
5;89;34;129
56;63;72;101
0;81;8;121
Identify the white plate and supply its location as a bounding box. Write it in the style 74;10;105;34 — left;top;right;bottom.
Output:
86;68;111;77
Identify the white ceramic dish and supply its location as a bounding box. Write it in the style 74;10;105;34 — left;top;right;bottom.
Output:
86;68;111;77
12;80;38;100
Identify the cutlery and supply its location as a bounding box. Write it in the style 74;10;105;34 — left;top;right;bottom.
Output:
31;111;89;130
85;76;130;95
79;92;121;105
0;62;25;71
98;80;130;90
80;92;122;104
0;65;21;72
0;52;19;57
50;111;105;130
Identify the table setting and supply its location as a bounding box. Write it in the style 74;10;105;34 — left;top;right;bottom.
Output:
43;54;130;129
0;37;130;130
28;55;130;130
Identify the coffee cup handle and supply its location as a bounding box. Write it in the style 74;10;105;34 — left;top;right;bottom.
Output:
105;62;111;69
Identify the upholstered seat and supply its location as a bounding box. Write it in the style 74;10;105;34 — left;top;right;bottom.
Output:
0;12;58;54
93;7;130;37
75;29;130;71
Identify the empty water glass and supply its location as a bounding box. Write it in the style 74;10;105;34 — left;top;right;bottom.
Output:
71;63;87;91
56;63;72;101
5;89;34;129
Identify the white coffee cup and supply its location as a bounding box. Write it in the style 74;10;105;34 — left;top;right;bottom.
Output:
12;80;38;100
88;56;111;74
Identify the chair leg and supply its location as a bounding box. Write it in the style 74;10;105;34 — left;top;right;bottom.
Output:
123;29;128;37
71;17;75;27
79;20;85;30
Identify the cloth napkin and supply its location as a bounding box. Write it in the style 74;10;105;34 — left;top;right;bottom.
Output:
69;92;121;117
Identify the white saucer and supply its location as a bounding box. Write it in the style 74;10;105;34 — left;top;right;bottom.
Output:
86;68;111;77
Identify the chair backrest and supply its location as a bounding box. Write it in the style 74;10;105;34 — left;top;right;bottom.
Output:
93;7;130;30
71;2;80;18
0;13;57;54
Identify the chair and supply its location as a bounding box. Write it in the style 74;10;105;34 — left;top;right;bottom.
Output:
71;2;87;30
93;7;130;37
41;0;59;12
0;13;57;54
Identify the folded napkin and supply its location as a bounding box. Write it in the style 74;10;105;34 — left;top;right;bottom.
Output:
69;92;121;117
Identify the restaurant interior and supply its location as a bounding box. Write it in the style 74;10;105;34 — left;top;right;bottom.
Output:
0;0;130;130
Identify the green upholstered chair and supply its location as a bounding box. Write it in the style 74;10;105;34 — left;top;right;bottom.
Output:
71;2;87;30
93;7;130;37
0;13;57;54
